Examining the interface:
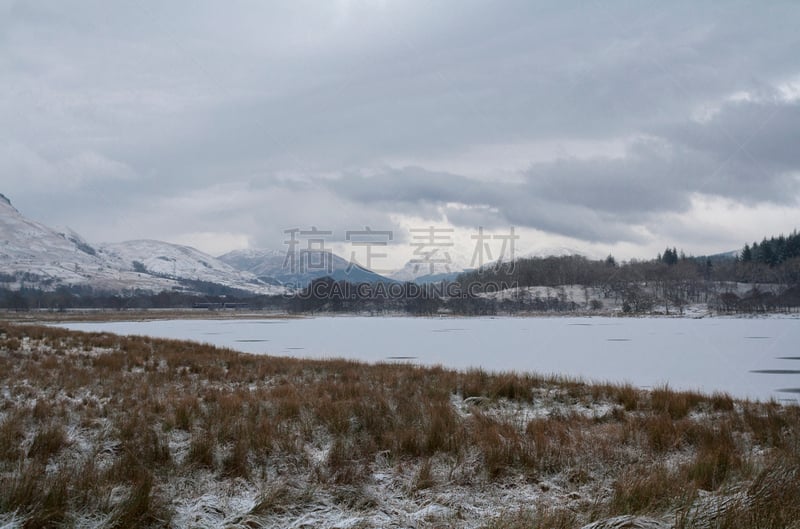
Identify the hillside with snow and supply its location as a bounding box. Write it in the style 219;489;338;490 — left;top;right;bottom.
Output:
219;248;395;287
97;240;281;295
0;194;283;296
389;253;472;283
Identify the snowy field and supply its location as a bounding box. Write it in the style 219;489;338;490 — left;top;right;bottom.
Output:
59;316;800;403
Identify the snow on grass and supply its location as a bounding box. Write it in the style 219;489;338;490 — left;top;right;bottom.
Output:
0;324;799;528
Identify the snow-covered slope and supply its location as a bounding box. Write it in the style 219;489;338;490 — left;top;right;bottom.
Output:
390;253;471;283
98;240;281;295
217;249;286;280
0;193;115;288
0;193;282;295
219;248;395;287
520;246;587;259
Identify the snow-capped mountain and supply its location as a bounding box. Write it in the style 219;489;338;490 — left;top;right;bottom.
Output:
216;249;287;280
96;240;283;295
0;193;116;288
389;253;472;283
519;246;587;259
0;193;282;295
219;248;395;287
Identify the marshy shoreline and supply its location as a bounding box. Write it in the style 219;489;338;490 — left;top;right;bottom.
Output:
1;323;798;528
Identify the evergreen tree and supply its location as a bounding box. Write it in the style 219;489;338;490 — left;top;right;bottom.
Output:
661;247;678;266
743;231;800;266
741;244;752;262
751;241;761;261
760;238;775;266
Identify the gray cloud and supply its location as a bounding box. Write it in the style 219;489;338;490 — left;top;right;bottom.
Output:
326;92;800;243
2;1;799;258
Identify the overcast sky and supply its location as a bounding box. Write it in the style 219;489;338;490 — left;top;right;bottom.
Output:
2;1;799;269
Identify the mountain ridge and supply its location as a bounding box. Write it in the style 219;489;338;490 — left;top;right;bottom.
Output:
219;248;397;287
0;195;282;296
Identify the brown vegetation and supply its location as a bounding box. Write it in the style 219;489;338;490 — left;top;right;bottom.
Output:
0;323;798;528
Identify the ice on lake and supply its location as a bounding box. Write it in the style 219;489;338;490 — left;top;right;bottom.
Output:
58;316;800;403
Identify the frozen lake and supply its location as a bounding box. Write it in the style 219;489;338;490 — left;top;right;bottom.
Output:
58;316;800;403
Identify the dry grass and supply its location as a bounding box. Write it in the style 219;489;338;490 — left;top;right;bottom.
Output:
27;423;68;461
481;505;578;529
610;463;695;515
0;323;798;528
0;309;301;324
650;385;706;419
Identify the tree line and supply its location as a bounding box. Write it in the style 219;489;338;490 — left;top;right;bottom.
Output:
3;231;799;315
741;231;800;266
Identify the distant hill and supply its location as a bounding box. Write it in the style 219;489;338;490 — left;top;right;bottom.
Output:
0;193;283;296
705;250;740;262
389;253;472;283
219;248;397;288
97;240;282;295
